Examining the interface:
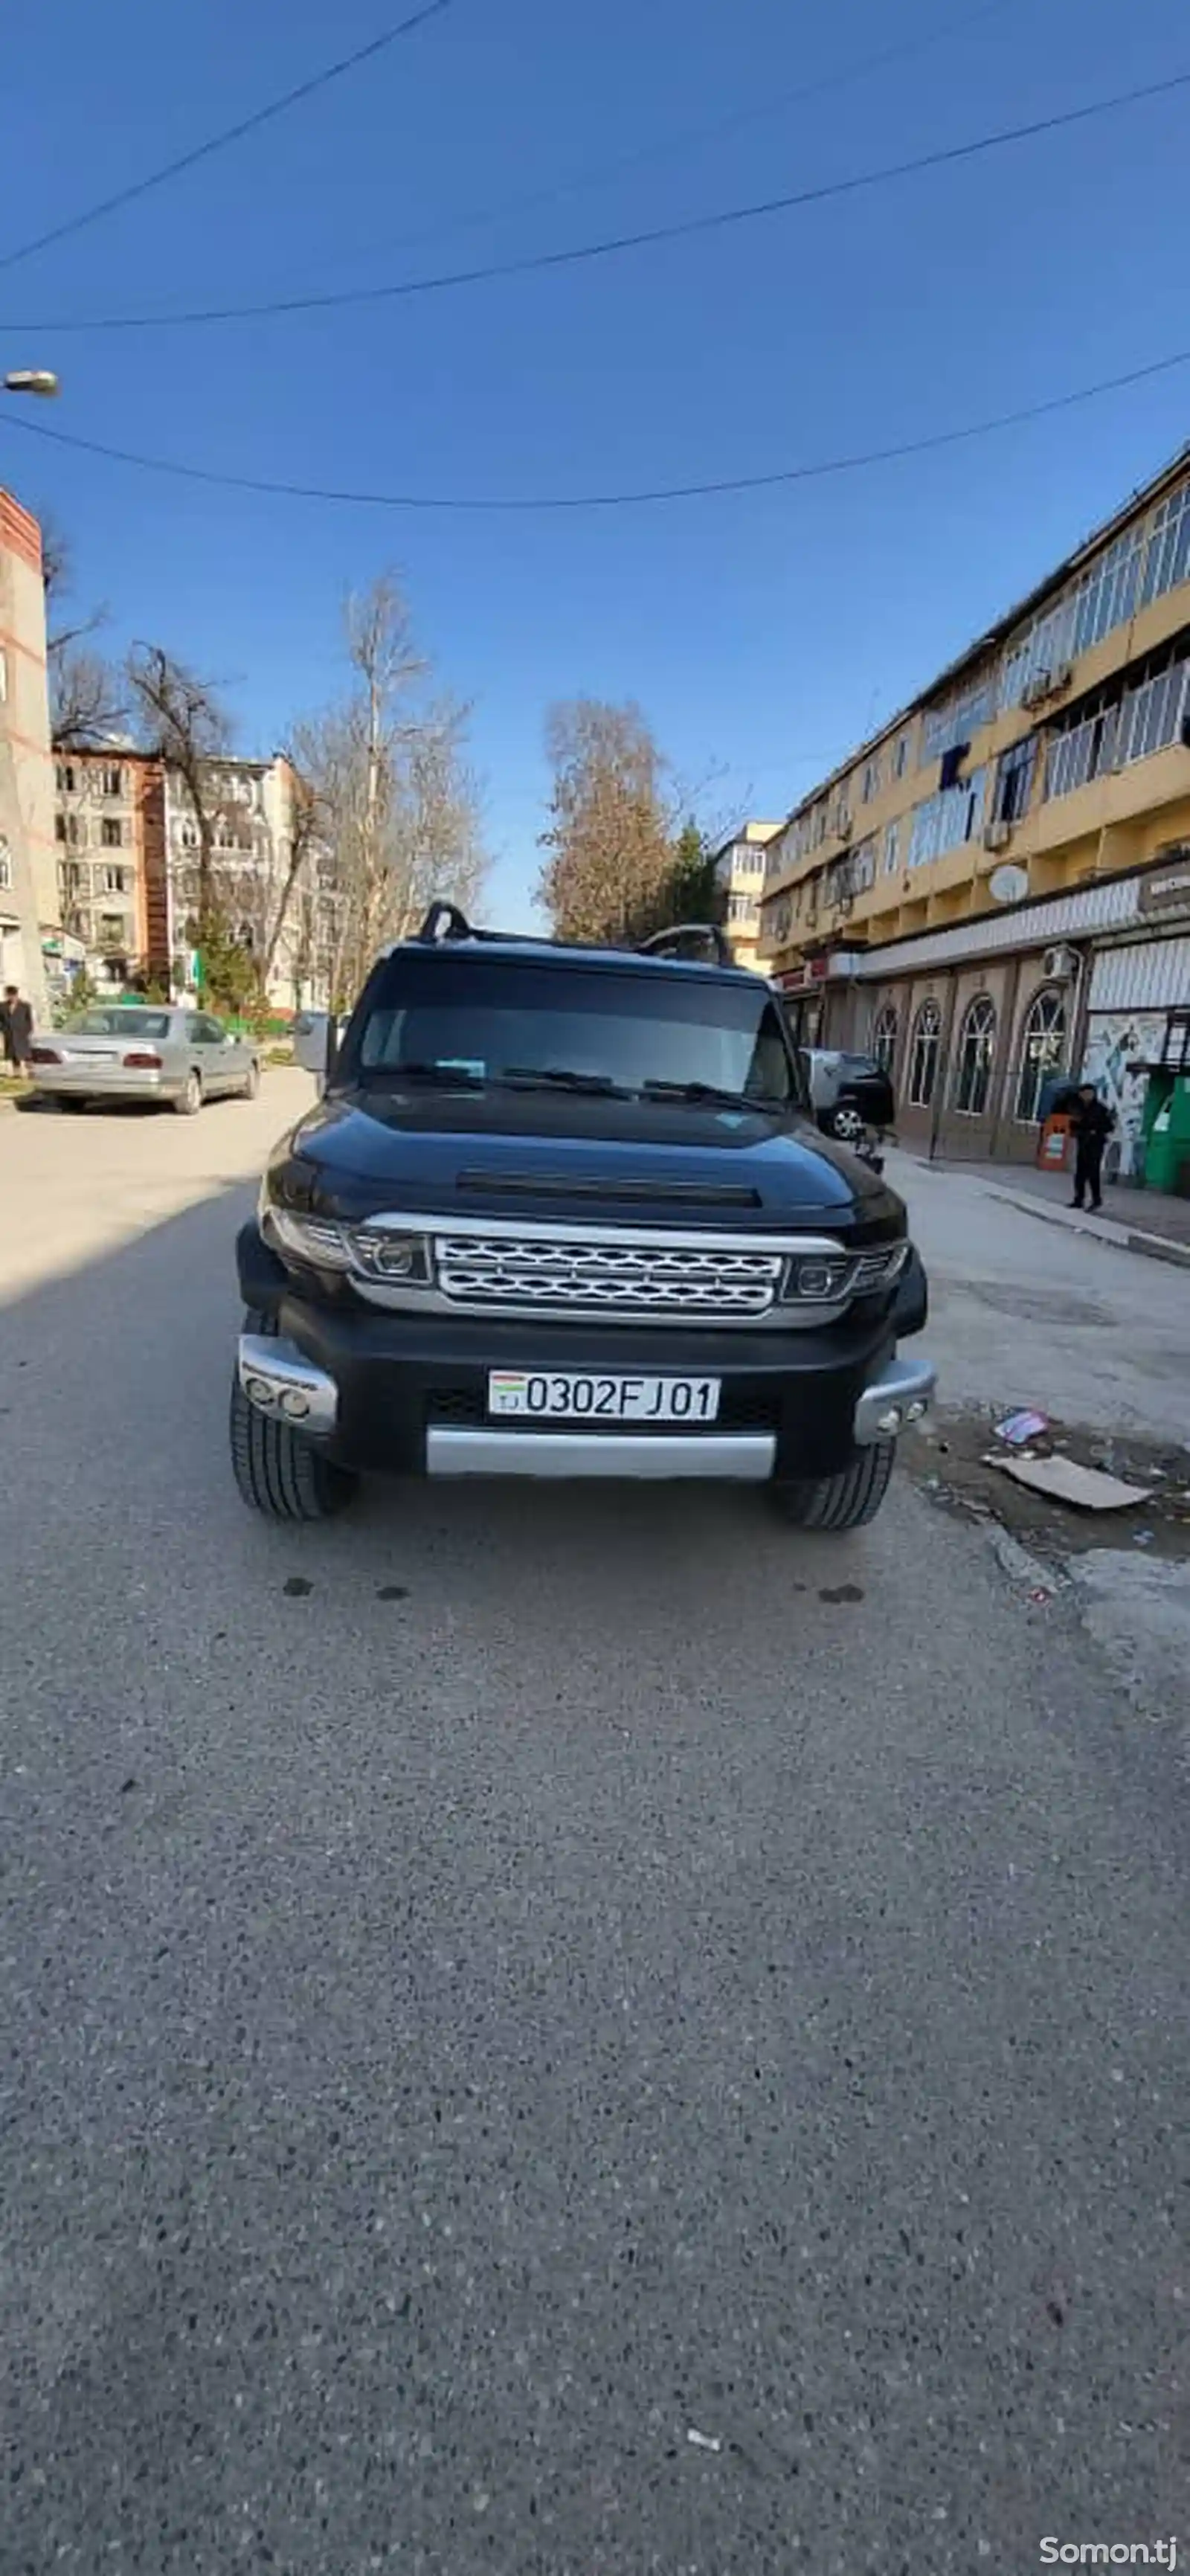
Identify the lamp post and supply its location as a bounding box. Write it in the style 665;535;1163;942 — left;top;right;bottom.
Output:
2;370;60;397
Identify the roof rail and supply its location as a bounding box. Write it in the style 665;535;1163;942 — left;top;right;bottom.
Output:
637;922;735;968
414;901;550;951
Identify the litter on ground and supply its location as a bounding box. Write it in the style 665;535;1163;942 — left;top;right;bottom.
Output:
986;1454;1154;1512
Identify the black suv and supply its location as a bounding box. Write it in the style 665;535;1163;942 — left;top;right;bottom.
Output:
231;908;933;1529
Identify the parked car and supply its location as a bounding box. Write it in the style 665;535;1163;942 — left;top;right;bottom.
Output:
800;1048;895;1143
230;908;933;1529
30;1006;261;1114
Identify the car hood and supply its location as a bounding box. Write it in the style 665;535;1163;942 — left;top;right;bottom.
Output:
272;1084;905;1239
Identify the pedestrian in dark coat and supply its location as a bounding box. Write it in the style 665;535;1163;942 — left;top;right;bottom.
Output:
1069;1081;1114;1212
1;985;33;1077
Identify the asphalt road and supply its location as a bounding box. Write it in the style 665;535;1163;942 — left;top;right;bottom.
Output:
1;1079;1185;2575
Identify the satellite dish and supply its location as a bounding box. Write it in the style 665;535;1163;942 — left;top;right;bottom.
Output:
988;863;1029;905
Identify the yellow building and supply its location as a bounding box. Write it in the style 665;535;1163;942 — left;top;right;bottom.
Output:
759;445;1190;1168
712;820;779;969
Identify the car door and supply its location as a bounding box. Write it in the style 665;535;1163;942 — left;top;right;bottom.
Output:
187;1012;234;1095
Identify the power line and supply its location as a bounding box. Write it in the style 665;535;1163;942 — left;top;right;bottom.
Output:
0;0;455;280
262;0;1024;296
7;62;1187;334
3;344;1187;511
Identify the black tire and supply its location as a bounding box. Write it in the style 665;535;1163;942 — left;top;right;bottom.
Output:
229;1309;358;1520
241;1059;261;1101
772;1439;895;1532
58;1096;90;1114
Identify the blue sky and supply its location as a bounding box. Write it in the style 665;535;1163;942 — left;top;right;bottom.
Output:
2;0;1189;925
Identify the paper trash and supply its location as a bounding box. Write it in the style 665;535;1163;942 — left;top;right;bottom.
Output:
995;1410;1051;1447
989;1454;1152;1512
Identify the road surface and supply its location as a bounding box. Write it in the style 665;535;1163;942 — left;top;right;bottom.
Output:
1;1080;1184;2575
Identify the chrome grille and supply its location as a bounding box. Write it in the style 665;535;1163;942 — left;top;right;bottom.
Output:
433;1232;784;1317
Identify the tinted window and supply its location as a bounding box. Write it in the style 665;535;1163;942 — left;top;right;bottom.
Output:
70;1009;172;1040
344;954;803;1105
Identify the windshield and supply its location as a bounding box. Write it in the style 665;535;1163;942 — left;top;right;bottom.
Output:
342;954;803;1107
68;1009;173;1040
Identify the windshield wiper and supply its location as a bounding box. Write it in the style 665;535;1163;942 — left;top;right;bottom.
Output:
641;1079;785;1113
500;1065;632;1098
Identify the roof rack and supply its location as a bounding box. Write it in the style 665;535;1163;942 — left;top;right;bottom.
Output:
414;902;736;968
637;922;735;968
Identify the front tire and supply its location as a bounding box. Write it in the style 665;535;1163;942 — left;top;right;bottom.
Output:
174;1070;202;1117
240;1059;261;1101
772;1439;895;1532
229;1311;357;1520
829;1101;866;1143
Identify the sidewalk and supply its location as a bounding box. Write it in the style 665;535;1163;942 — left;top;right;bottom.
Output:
907;1153;1190;1268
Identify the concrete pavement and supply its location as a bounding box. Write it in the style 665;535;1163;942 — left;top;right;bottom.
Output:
1;1085;1185;2574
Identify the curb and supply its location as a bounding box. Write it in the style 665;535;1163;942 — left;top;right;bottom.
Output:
980;1182;1190;1272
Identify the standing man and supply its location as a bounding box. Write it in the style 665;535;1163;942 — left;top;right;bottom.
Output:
1;983;34;1081
1069;1080;1114;1213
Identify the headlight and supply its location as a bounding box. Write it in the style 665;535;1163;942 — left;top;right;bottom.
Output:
263;1204;431;1284
779;1242;910;1303
782;1254;854;1303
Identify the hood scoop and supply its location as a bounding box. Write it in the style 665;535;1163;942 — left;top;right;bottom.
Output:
457;1168;760;1207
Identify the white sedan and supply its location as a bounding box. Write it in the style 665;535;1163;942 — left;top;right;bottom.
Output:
30;1005;260;1114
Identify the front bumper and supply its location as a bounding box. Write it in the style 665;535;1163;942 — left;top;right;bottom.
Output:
236;1226;935;1482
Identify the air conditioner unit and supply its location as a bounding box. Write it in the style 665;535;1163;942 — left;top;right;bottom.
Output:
1021;669;1052;708
1042;943;1079;982
983;820;1012;852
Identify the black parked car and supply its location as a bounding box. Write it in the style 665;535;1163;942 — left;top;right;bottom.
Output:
231;910;933;1531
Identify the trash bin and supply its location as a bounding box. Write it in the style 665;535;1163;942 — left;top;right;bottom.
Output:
1038;1111;1072;1172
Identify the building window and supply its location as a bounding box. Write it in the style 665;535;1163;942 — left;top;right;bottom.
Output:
999;596;1076;713
55;812;82;846
992;733;1037;825
907;999;942;1107
100;865;129;895
872;1004;898;1074
892;732;910;780
861;756;881;804
101;765;123;797
56;761;76;794
954;995;997;1115
1072;527;1144;657
97;914;128;946
924;675;995;759
882;820;900;876
1014;987;1067;1123
1115;649;1190;768
0;838;10;892
908;768;986;867
100;816;123;849
1141;482;1190;606
178;820;200;852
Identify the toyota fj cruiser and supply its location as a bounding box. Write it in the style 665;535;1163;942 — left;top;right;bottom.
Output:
231;906;934;1527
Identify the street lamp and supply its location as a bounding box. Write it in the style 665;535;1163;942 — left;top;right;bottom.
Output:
2;370;60;397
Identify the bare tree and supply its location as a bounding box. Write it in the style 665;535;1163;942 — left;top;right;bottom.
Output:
126;645;232;942
537;698;675;944
39;514;127;749
291;574;487;1003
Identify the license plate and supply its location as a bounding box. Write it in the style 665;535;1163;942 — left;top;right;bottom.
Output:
488;1372;721;1424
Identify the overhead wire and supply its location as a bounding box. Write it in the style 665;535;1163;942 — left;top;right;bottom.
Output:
7;63;1189;334
0;0;455;278
3;344;1187;512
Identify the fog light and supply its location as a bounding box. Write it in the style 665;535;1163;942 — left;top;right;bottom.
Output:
905;1398;928;1422
280;1387;312;1420
876;1404;903;1434
245;1375;276;1408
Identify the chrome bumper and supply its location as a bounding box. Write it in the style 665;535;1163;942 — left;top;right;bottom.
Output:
426;1428;776;1481
238;1334;339;1436
853;1352;936;1445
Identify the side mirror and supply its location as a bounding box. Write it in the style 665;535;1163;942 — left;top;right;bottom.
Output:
293;1012;330;1078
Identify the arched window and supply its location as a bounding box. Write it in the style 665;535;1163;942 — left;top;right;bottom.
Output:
1014;986;1067;1123
872;1004;898;1075
907;999;942;1107
955;995;997;1115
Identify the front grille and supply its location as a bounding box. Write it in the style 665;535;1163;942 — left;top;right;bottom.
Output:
432;1233;784;1318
